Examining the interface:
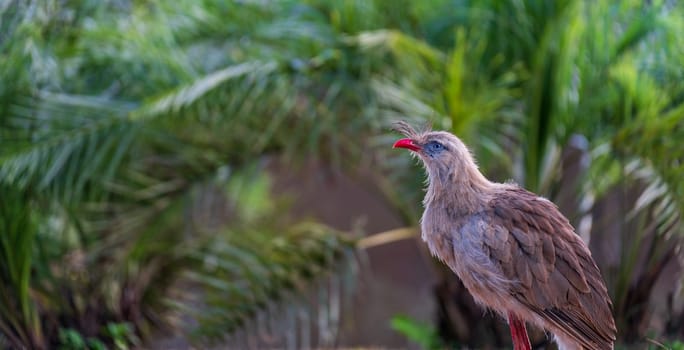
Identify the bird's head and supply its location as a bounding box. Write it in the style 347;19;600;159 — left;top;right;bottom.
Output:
392;121;489;190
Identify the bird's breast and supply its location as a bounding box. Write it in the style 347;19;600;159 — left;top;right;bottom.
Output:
421;204;482;258
421;205;512;306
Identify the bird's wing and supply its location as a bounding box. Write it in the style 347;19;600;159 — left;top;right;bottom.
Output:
483;187;616;349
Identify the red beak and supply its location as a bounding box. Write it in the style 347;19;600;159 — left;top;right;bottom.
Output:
393;138;421;152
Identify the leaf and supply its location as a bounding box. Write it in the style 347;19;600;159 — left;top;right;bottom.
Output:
131;61;279;121
391;315;443;350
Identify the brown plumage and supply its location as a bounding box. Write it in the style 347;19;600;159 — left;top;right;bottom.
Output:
392;121;616;350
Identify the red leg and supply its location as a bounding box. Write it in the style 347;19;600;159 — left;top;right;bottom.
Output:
508;312;532;350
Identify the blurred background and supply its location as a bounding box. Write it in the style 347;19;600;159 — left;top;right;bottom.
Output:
1;0;684;349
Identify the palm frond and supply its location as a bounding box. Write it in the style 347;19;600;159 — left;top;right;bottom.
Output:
1;94;136;202
1;0;684;348
184;223;356;348
131;61;279;121
613;101;684;238
0;186;45;349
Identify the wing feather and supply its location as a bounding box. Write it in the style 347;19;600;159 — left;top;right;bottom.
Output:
485;187;616;349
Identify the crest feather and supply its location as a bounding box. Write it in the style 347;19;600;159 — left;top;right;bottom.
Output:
392;120;431;138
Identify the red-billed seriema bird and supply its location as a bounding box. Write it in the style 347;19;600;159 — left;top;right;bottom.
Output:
392;121;616;350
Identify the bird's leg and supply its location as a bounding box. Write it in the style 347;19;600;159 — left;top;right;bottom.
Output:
508;312;532;350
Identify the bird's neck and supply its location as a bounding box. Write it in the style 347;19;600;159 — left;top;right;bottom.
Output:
424;161;492;213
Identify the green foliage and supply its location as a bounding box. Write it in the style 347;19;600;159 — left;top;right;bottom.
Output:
58;322;137;350
1;0;684;348
391;315;445;350
369;0;684;344
1;0;366;348
58;328;98;350
646;339;684;350
0;186;44;349
104;323;139;350
187;223;355;346
666;340;684;350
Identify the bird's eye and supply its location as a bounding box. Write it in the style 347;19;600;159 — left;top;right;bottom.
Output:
427;141;445;153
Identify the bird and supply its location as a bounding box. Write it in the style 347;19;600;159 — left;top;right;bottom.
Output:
391;121;616;350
